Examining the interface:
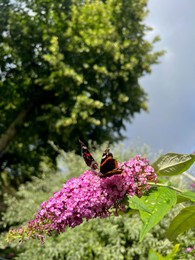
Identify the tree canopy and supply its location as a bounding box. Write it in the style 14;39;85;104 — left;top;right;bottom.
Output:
0;0;163;186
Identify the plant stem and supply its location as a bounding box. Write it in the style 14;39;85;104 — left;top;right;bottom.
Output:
148;182;183;193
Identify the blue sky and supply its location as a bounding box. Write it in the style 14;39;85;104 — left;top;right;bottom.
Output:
125;0;195;154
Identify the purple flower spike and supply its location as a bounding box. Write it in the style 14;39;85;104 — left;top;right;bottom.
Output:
9;156;157;242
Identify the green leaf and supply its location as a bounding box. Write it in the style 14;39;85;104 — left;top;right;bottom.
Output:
152;153;195;176
179;191;195;202
139;187;177;241
176;194;191;204
148;244;180;260
128;195;151;213
166;244;180;259
166;206;195;241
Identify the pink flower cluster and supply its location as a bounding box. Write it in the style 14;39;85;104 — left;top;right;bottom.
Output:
186;246;195;253
9;156;157;241
185;246;195;258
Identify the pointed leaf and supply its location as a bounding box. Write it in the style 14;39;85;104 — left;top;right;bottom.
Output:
166;244;180;259
152;153;195;176
166;206;195;241
139;187;177;241
176;194;191;204
179;191;195;202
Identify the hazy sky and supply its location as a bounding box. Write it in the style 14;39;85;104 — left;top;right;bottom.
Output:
125;0;195;154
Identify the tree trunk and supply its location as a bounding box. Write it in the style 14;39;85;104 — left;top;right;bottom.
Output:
0;103;34;152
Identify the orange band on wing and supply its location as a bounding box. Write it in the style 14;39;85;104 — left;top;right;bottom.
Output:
100;156;113;166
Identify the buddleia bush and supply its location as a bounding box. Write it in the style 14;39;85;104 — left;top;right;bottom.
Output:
1;144;195;259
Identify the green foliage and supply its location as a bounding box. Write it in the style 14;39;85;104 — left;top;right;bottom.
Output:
150;153;195;243
120;152;195;243
166;206;195;241
152;153;195;176
136;188;177;241
179;191;195;202
0;0;163;186
1;215;174;260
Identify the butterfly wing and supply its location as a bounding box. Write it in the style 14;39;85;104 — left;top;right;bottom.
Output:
79;140;99;170
100;148;122;177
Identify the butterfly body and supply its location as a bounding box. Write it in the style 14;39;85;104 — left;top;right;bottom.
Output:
79;140;122;177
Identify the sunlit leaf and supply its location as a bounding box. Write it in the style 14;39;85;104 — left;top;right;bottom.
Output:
166;244;180;259
139;187;177;241
152;153;195;176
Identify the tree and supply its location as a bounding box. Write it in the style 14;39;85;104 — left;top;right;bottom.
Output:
0;0;163;185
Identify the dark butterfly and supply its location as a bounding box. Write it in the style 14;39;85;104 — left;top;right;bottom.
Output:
79;140;122;177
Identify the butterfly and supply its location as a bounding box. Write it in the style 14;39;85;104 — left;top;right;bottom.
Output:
79;140;122;177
